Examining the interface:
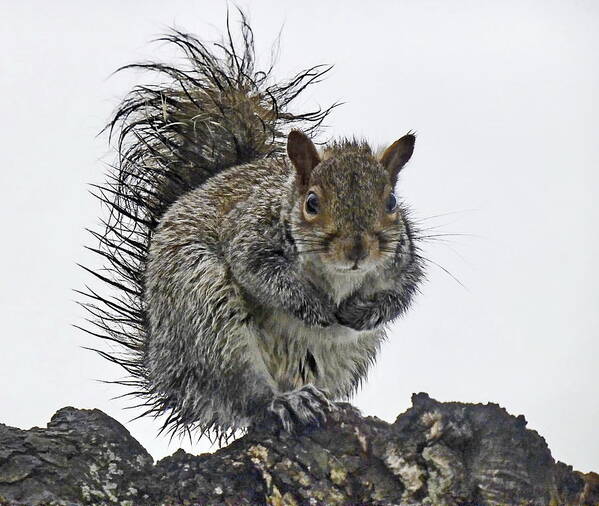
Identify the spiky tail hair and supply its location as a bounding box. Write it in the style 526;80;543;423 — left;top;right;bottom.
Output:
79;12;336;436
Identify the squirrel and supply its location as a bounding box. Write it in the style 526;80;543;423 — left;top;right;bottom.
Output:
81;13;424;438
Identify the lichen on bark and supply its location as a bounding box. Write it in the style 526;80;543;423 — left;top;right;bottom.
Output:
0;394;597;505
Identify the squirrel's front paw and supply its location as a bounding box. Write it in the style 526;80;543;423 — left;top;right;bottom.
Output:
304;308;337;328
335;298;379;331
304;285;338;327
293;290;337;328
267;385;335;433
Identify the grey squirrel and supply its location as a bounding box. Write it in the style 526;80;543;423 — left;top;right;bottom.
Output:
81;14;424;437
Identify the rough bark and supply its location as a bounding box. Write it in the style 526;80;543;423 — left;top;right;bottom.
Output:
0;393;597;505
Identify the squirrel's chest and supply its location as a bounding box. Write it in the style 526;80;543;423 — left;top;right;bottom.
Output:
304;261;367;305
256;310;384;397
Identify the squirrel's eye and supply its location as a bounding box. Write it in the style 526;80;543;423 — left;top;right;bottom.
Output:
305;192;320;215
386;193;398;213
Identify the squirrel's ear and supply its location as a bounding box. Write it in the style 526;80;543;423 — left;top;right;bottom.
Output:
287;130;320;188
380;133;416;184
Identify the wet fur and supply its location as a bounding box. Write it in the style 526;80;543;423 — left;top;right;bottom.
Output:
81;12;423;438
145;148;423;434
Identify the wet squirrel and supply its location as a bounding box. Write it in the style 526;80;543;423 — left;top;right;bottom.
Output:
82;14;424;437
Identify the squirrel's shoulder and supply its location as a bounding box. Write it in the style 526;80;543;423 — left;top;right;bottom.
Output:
156;156;292;237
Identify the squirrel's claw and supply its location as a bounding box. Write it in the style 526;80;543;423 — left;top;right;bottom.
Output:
301;384;336;413
268;400;294;433
266;384;335;433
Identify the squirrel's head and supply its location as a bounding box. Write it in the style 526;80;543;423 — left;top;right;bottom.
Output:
287;130;415;274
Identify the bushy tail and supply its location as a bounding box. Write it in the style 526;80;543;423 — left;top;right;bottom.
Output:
79;12;335;434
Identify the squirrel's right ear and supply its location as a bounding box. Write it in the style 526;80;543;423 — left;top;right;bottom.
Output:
380;133;416;185
287;130;321;188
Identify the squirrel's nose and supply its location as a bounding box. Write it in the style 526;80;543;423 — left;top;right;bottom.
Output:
346;236;369;264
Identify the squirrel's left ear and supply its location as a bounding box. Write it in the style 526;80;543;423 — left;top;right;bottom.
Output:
287;130;321;188
380;133;416;185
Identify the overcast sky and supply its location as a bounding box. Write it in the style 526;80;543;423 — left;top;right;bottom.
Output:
1;0;597;472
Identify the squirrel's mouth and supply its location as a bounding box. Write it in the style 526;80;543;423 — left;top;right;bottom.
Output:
332;263;372;275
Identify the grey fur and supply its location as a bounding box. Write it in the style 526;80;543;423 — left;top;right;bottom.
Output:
82;12;424;438
145;143;423;434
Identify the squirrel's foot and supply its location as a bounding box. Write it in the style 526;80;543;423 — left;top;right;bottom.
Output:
267;384;335;433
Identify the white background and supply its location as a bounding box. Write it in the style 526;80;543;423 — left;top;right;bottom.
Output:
1;1;597;472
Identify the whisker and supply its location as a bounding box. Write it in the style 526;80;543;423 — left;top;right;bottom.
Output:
413;209;478;222
294;239;326;245
414;253;468;291
415;232;477;240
